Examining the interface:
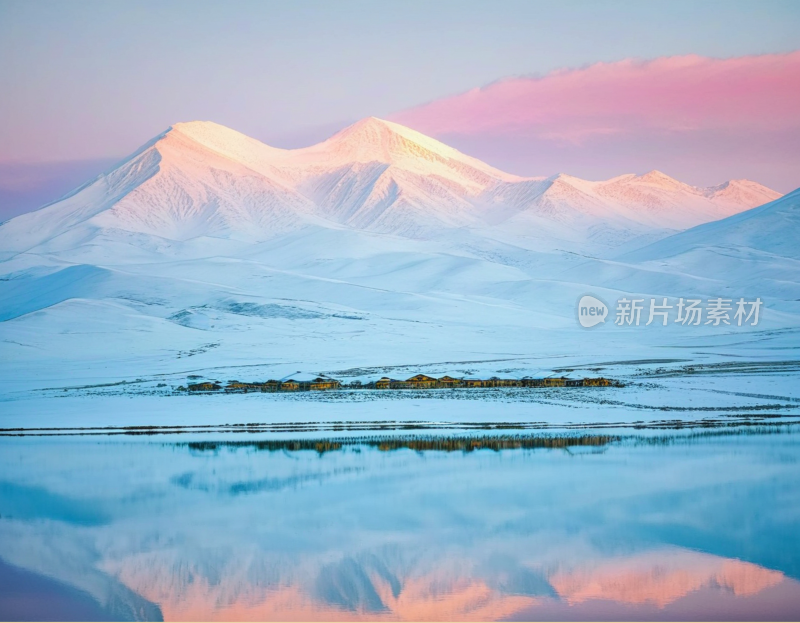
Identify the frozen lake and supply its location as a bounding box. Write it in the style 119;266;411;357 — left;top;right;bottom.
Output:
1;423;799;621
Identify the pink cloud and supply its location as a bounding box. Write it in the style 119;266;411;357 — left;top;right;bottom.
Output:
392;52;800;140
389;53;800;191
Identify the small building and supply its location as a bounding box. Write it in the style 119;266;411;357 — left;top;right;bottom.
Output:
437;375;462;388
311;377;341;390
565;378;584;387
541;377;567;387
583;377;611;387
225;381;264;393
277;372;320;391
405;374;438;389
187;382;221;392
260;380;281;392
463;378;485;388
375;377;408;389
484;377;520;388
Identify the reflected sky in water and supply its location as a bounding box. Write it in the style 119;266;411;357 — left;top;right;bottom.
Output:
0;429;799;621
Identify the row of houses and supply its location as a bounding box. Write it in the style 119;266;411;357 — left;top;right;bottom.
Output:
184;374;614;393
373;374;612;389
219;377;342;393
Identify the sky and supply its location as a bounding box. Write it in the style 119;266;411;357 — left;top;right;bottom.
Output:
1;0;799;218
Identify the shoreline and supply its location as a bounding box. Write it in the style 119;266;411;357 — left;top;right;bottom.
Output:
3;416;798;438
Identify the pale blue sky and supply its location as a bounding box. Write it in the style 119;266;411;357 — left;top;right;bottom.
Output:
2;0;799;161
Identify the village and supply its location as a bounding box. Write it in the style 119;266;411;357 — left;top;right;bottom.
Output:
181;374;618;393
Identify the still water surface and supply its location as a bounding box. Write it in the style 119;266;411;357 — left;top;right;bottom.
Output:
1;428;799;621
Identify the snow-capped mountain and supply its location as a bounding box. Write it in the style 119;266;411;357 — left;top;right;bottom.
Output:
0;118;781;257
0;123;317;256
0;119;800;383
0;117;794;393
279;117;522;237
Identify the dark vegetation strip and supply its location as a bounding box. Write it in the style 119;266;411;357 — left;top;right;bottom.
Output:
554;358;692;370
0;415;791;434
566;399;798;412
37;379;148;391
182;434;622;454
638;360;800;378
177;424;798;455
2;416;798;438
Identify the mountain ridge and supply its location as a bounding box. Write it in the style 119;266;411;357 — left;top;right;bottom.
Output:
0;118;783;255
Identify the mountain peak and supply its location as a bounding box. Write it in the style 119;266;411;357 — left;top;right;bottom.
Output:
320;116;464;161
635;170;680;185
172;120;228;133
546;173;583;183
703;177;783;205
345;116;396;132
708;178;766;192
338;116;434;139
165;120;286;175
297;116;519;183
170;120;258;147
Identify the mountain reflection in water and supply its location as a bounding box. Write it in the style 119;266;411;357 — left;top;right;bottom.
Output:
0;428;798;621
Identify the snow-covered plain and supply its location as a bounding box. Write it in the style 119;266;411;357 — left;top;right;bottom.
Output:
0;118;797;429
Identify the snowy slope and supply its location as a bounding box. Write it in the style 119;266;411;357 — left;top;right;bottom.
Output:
544;188;800;309
612;188;800;300
625;188;800;262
